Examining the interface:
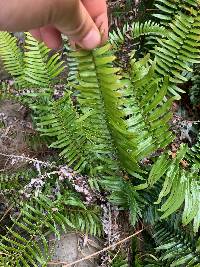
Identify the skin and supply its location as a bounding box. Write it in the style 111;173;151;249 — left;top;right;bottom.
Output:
0;0;108;50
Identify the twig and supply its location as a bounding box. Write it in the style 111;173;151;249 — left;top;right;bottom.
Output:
48;228;143;266
0;152;54;168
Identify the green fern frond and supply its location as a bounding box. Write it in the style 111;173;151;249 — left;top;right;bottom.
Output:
188;134;200;164
125;54;174;161
153;0;199;24
64;42;78;86
148;144;200;233
108;177;144;226
132;21;168;39
0;32;25;87
110;21;168;48
0;199;53;266
0;170;34;192
0;191;102;266
152;222;200;266
23;33;65;87
152;5;200;95
72;44;141;176
38;44;174;177
71;45;122;175
0;32;65;90
110;23;130;47
37;92;89;171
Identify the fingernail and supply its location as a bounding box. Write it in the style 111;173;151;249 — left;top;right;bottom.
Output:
81;28;101;50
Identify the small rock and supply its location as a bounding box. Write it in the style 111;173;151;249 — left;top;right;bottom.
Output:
48;233;101;267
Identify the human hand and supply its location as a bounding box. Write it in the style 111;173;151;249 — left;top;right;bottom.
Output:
0;0;108;50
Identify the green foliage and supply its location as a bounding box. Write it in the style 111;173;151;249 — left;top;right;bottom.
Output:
0;32;25;87
151;222;200;267
69;45;122;175
0;190;102;266
0;170;36;204
110;20;168;48
152;0;200;96
111;0;200;96
24;33;64;87
0;32;64;89
111;254;129;267
1;0;200;264
153;0;199;24
107;177;145;226
148;144;200;233
125;54;174;161
37;92;89;171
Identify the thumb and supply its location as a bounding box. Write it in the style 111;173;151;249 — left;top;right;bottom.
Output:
54;0;101;50
0;0;101;50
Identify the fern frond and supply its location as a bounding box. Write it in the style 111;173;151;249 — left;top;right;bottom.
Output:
72;45;122;172
124;54;174;161
153;0;199;24
132;21;168;39
64;42;78;86
0;32;65;90
0;32;25;87
110;23;130;47
152;222;200;266
148;144;200;233
0;170;33;192
23;33;65;87
43;45;174;177
110;21;168;48
0;191;102;266
72;44;138;175
108;177;144;226
36;92;90;171
152;6;200;95
111;254;129;267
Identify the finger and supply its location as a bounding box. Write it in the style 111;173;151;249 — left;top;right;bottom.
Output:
81;0;108;43
40;26;62;49
30;29;42;42
0;0;101;50
54;1;101;49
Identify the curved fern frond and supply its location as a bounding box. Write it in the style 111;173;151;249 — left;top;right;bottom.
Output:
110;23;130;47
0;32;65;90
148;144;200;233
0;32;25;87
24;33;65;87
110;21;168;48
132;21;168;39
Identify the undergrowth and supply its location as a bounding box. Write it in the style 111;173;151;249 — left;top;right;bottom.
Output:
0;0;200;266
